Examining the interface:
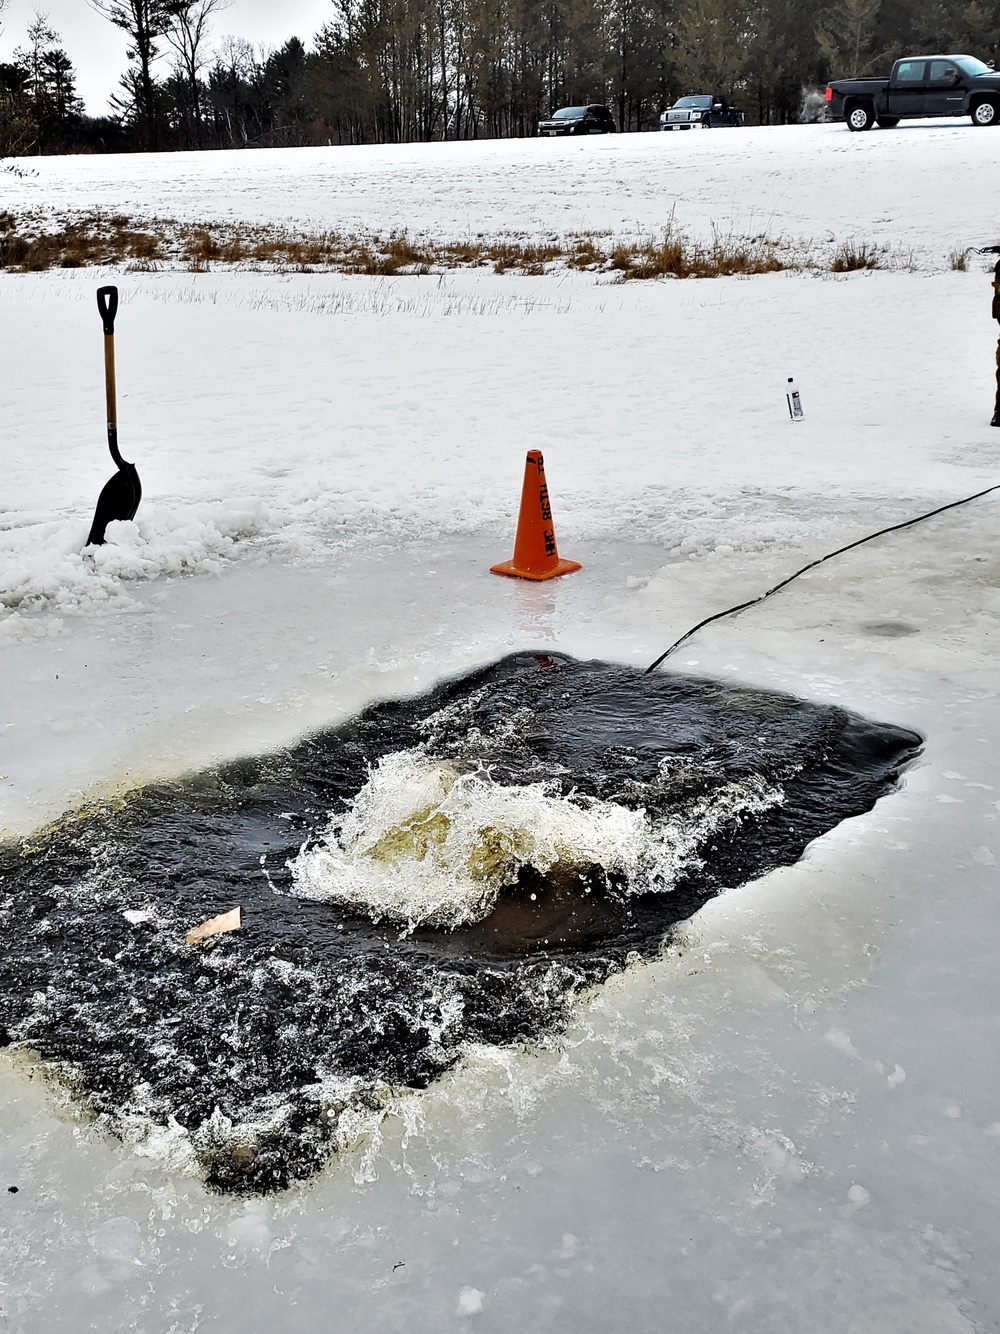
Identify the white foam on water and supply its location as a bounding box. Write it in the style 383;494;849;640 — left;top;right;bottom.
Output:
289;749;783;929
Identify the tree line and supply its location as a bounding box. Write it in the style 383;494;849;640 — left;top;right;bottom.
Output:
2;0;1000;155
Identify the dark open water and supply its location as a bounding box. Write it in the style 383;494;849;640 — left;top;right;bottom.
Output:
0;653;921;1193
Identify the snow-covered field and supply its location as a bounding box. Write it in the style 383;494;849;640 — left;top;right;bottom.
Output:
2;126;1000;1332
5;117;1000;262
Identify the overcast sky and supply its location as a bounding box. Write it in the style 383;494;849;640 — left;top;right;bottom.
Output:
0;0;333;114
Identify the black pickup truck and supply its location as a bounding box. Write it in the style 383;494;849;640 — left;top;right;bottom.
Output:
659;95;744;130
826;54;1000;130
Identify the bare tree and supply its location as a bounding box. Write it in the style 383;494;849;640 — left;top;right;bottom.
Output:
88;0;182;147
165;0;231;144
15;13;59;103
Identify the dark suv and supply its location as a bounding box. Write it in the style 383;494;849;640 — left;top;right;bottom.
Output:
537;105;617;136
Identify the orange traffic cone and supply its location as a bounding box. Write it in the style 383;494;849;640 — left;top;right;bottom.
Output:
490;450;582;581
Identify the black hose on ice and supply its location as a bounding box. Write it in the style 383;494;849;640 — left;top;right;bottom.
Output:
645;482;1000;673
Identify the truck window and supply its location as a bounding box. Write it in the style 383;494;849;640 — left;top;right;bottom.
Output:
954;55;991;76
893;60;926;83
927;60;958;83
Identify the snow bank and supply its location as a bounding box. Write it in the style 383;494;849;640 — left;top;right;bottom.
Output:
0;503;274;627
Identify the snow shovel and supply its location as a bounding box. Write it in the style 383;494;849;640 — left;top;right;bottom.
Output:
86;286;141;546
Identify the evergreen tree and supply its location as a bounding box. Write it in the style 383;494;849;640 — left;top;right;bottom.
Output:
673;0;753;95
816;0;888;76
4;15;84;152
88;0;183;148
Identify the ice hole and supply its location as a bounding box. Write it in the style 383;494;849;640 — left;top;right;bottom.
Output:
0;652;921;1194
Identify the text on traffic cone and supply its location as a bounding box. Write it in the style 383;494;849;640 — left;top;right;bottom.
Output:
490;449;582;581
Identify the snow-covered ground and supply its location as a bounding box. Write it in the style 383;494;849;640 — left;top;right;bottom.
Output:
5;119;1000;263
2;127;1000;1332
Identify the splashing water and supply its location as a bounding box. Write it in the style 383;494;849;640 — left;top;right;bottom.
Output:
291;750;782;930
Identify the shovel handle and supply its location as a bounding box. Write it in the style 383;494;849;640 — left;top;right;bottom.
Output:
97;286;119;454
97;285;118;335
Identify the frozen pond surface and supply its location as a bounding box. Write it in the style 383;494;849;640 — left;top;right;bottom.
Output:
2;129;1000;1330
2;543;997;1333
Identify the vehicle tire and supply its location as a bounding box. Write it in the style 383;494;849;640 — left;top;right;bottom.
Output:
846;102;874;131
971;97;1000;126
876;116;900;128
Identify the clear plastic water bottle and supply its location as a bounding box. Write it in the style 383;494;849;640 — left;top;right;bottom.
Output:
786;377;804;421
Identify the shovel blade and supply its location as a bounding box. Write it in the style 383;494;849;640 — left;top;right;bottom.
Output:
86;463;142;547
